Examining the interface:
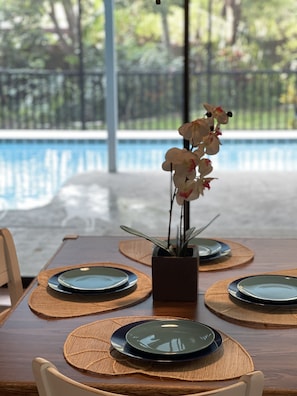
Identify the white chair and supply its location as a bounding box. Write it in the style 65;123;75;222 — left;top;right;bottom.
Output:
0;228;23;323
32;357;264;396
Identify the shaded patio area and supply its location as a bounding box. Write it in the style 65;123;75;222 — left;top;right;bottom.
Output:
2;169;297;277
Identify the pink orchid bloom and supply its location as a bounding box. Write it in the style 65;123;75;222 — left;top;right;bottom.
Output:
176;176;215;205
203;132;221;155
203;103;232;124
178;117;213;147
176;179;197;205
214;124;222;136
162;148;198;178
198;158;213;177
202;178;214;190
173;166;196;189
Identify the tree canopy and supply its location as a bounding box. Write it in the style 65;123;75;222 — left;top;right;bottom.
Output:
0;0;296;71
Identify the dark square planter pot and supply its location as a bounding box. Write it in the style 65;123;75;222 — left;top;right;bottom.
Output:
152;245;199;302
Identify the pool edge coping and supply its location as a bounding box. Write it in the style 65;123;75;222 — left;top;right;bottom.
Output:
0;129;297;141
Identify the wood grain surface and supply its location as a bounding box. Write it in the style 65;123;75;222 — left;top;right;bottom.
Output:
0;236;297;396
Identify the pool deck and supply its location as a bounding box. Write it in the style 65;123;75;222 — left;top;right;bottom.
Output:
1;168;297;277
1;128;297;277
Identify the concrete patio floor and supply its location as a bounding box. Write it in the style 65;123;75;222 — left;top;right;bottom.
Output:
2;170;297;277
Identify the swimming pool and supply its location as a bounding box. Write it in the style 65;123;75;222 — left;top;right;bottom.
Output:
0;136;297;210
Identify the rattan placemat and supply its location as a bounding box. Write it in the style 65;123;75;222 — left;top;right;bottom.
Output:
119;239;254;271
28;263;151;319
205;269;297;328
64;316;254;382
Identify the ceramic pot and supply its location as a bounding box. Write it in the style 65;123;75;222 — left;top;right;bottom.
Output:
152;245;199;302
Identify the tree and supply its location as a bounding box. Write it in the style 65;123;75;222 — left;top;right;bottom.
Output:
0;0;296;71
0;0;47;68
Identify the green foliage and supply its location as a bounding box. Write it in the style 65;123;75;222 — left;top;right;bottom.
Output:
0;0;296;130
0;0;48;68
1;0;296;71
238;0;297;69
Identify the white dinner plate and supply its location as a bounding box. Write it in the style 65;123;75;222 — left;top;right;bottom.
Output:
125;319;215;356
237;275;297;302
58;266;129;291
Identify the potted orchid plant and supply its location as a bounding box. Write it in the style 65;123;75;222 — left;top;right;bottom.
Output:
121;103;233;258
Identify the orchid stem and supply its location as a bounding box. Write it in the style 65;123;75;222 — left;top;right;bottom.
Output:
167;168;175;249
180;205;184;243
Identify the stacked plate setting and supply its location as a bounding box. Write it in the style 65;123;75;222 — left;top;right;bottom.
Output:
228;274;297;307
47;266;137;296
194;238;231;263
111;319;222;363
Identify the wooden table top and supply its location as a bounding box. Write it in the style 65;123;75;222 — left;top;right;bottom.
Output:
1;235;297;396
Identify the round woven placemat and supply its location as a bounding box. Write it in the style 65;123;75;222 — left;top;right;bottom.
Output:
205;268;297;328
64;316;254;382
119;239;254;271
28;262;151;319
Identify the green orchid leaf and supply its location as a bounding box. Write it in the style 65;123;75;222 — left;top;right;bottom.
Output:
188;214;220;242
175;226;181;256
184;226;198;241
120;225;174;255
121;214;220;257
180;214;220;254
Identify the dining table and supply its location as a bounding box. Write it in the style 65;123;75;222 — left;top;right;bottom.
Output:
0;235;297;396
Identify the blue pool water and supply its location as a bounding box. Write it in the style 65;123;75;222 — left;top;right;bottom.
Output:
0;138;297;210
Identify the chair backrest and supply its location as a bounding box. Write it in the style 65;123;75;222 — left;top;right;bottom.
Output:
32;357;264;396
32;357;125;396
0;228;23;306
191;371;264;396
